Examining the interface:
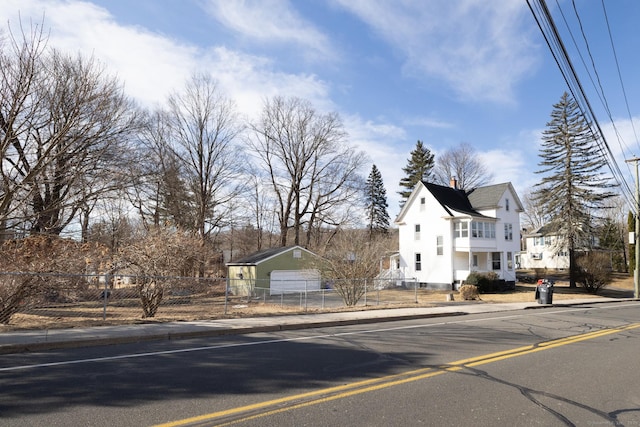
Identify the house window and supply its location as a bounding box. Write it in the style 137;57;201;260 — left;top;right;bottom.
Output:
506;198;510;211
534;236;544;246
414;224;421;240
471;222;495;239
454;222;468;238
420;197;426;211
293;249;302;259
436;236;443;255
504;223;513;241
415;253;422;271
472;255;478;267
492;252;501;270
507;252;513;270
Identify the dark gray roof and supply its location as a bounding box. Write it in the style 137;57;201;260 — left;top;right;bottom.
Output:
424;182;482;216
228;245;300;265
423;182;514;218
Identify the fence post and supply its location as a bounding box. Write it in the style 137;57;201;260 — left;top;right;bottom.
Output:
414;277;418;303
224;277;229;315
304;280;308;311
363;278;367;306
103;273;109;321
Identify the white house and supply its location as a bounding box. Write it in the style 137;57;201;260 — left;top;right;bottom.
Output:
395;179;523;289
518;224;600;270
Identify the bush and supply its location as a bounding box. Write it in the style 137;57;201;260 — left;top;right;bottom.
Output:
465;271;499;293
575;252;612;294
459;284;480;300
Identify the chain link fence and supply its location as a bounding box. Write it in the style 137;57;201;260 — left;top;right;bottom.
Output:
0;272;420;329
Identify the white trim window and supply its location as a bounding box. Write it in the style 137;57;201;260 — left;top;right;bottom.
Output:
472;221;495;239
436;236;443;256
504;223;513;241
415;253;422;271
414;224;421;240
454;221;468;238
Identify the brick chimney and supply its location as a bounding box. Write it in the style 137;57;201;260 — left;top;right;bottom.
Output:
449;176;458;189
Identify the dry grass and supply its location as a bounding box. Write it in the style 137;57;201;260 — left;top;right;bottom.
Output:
0;273;635;332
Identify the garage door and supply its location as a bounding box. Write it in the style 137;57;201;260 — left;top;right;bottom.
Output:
270;269;321;295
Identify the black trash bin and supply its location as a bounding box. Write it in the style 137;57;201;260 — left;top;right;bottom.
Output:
537;283;553;304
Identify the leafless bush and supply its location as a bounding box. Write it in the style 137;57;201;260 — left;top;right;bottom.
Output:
576;252;612;294
0;235;109;323
116;227;204;317
459;284;480;301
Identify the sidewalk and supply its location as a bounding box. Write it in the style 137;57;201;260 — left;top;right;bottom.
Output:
0;297;629;355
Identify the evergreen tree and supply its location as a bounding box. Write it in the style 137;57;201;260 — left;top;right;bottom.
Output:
365;164;390;236
398;140;435;205
533;92;616;287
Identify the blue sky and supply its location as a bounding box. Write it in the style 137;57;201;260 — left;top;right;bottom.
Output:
3;0;639;215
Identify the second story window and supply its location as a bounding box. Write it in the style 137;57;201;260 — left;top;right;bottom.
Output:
436;236;443;255
454;221;468;238
471;221;495;239
415;253;422;271
504;223;513;241
414;224;421;240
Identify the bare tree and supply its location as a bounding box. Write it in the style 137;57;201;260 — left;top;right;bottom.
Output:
521;187;548;231
316;229;391;306
129;110;195;230
433;142;493;190
166;73;244;243
116;227;203;318
248;96;366;247
0;24;140;236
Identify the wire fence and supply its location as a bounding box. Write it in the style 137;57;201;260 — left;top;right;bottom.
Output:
0;271;420;329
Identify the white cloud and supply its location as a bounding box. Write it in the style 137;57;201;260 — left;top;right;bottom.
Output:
203;0;336;62
0;0;333;115
343;115;409;213
333;0;541;105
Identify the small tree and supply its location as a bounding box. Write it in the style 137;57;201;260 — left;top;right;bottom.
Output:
398;140;435;206
365;165;390;237
116;227;203;318
318;229;390;306
575;252;612;294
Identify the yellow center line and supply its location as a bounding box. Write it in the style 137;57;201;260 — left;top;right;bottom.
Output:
154;322;640;427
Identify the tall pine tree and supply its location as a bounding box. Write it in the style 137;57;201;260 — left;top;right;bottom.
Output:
398;140;435;205
365;164;390;236
534;92;615;287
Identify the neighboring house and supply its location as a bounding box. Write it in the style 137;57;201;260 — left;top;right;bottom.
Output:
226;245;323;296
519;224;600;270
394;179;523;289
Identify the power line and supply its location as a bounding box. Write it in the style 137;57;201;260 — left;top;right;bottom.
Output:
526;0;636;212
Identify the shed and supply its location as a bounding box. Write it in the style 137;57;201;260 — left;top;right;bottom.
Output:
226;246;323;296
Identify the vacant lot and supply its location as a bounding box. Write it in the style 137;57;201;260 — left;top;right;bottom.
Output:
1;273;635;332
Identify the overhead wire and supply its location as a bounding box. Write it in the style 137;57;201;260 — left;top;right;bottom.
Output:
601;0;640;153
526;0;636;212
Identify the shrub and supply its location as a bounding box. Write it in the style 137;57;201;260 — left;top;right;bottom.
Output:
459;284;480;300
575;252;612;294
465;271;499;293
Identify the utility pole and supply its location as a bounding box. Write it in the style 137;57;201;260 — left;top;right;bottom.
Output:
625;157;640;299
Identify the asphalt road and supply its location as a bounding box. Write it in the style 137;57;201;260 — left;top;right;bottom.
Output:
1;301;640;426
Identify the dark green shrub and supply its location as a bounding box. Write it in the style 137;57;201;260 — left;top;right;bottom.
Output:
465;271;499;293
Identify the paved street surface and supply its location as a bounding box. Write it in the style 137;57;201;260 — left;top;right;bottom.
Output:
0;298;639;426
